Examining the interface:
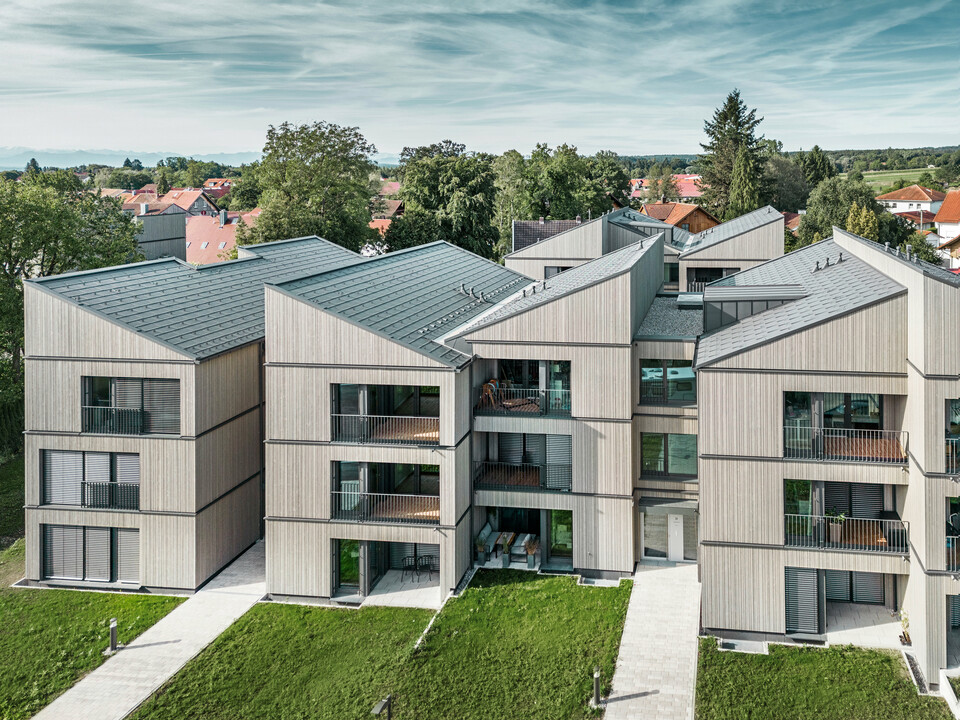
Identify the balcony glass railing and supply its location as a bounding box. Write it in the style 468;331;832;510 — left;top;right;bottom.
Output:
473;461;572;493
784;513;908;553
82;406;144;435
783;426;907;464
330;491;440;525
330;414;439;446
82;482;140;511
474;388;571;417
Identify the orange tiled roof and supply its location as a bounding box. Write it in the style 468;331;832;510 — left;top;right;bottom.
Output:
782;211;801;231
640;201;709;226
159;189;218;212
875;184;946;203
630;174;703;199
185;210;259;264
369;218;392;235
380;181;400;196
935;188;960;224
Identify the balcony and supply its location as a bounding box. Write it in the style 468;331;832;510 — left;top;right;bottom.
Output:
82;406;144;435
330;491;439;525
473;461;572;493
331;414;439;446
948;537;960;571
474;388;571;418
687;280;708;293
947;439;960;475
783;426;907;464
784;513;908;554
82;482;140;511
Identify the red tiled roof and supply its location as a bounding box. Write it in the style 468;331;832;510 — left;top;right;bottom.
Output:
137;184;158;194
640;201;712;226
159;189;218;212
895;210;937;225
203;178;232;188
630;174;703;199
875;184;946;202
781;211;801;231
369;218;392;235
185;210;259;264
122;201;180;216
380;181;400;196
375;199;404;219
938;233;960;251
935;188;960;224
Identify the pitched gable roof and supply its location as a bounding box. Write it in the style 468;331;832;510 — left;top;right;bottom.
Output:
32;237;360;360
159;189;219;212
276;242;528;367
680;205;782;258
935;188;960;224
875;184;946;202
512;219;584;252
641;202;718;226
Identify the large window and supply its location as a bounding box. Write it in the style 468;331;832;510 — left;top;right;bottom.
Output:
784;479;813;516
42;525;139;583
641;433;698;477
663;263;679;286
822;393;881;430
82;377;180;435
42;450;140;510
640;359;696;405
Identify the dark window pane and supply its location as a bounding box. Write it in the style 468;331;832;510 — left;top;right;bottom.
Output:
640;360;663;402
665;360;695;403
667;434;697;476
641;434;666;475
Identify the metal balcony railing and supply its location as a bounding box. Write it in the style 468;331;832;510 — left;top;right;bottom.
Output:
948;536;960;571
946;439;960;475
82;406;144;435
784;514;908;553
82;482;140;511
783;426;907;464
473;461;572;493
474;388;571;417
687;280;708;293
330;414;440;446
330;491;440;525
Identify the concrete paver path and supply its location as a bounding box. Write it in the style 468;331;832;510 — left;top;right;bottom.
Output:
35;542;266;720
605;562;701;720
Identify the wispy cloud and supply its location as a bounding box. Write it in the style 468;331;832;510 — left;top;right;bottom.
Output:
0;0;957;155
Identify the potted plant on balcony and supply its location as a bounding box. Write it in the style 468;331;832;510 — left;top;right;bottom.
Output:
502;542;512;568
826;507;846;544
524;537;539;569
475;536;487;565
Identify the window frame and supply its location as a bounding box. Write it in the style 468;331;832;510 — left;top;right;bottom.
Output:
639;359;696;406
640;432;698;478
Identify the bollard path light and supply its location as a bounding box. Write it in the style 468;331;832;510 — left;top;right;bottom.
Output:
593;666;601;707
103;618;123;657
372;694;392;720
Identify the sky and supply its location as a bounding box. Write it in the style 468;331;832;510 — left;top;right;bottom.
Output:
1;0;958;158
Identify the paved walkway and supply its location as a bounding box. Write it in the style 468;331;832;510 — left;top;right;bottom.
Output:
605;561;701;720
36;542;266;720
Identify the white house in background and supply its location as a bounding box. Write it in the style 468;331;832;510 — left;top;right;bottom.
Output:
935;188;960;242
875;184;945;214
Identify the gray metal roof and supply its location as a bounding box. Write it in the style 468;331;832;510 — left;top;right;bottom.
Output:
695;238;906;367
680;205;781;257
512;219;585;252
462;234;662;336
833;227;960;287
33;236;362;360
609;208;692;250
635;295;703;340
276;242;529;368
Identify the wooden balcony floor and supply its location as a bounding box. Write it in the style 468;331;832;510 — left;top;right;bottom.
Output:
823;436;904;462
475;466;540;489
370;495;440;523
367;420;440;444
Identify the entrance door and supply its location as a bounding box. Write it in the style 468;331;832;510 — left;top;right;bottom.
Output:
667;514;684;561
547;510;573;569
335;539;360;592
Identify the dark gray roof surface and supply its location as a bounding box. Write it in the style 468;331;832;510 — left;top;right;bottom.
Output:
34;236;362;360
696;238;906;367
277;242;529;367
463;234;662;336
512;219;584;252
680;205;781;257
833;227;960;287
635;295;703;340
609;208;692;249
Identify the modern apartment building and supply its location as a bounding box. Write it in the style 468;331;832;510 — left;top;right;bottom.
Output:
22;236;359;591
696;228;960;685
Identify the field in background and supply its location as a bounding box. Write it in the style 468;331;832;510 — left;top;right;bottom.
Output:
841;168;933;189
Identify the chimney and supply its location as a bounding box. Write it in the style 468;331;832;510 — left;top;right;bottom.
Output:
219;209;227;228
140;203;148;216
539;216;545;225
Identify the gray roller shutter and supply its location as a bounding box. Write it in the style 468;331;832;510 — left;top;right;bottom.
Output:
416;543;440;571
113;378;143;408
824;570;851;601
83;452;112;507
498;433;523;464
852;572;884;604
851;484;883;519
546;435;572;464
785;567;820;634
524;434;546;465
42;450;83;505
43;525;83;580
117;529;140;583
950;596;960;628
389;543;417;569
115;454;140;484
824;483;850;516
143;379;180;434
84;527;112;581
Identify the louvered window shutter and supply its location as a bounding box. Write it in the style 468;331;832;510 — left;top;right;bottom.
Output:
143;379;180;434
84;527;112;581
42;450;83;505
785;567;820;634
43;525;83;580
116;529;140;583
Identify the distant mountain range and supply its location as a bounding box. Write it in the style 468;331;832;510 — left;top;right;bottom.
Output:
0;147;405;170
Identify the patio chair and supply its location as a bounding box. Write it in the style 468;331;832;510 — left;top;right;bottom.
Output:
401;555;418;582
417;554;435;581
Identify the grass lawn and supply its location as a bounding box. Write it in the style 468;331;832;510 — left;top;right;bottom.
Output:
0;540;185;720
840;168;933;189
131;569;632;720
0;453;24;544
696;638;952;720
